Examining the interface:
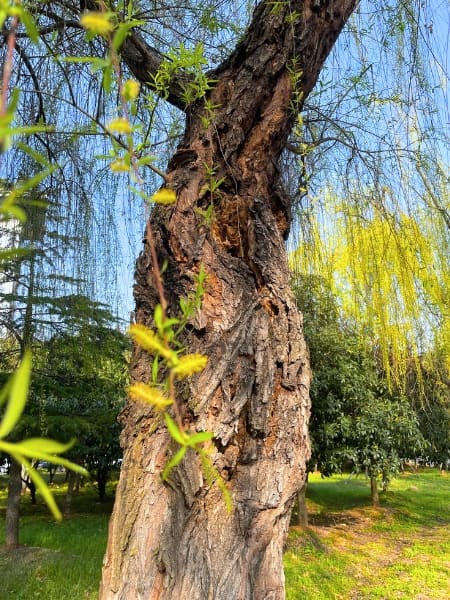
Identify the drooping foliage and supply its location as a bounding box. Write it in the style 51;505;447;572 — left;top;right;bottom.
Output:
2;1;448;330
292;202;450;388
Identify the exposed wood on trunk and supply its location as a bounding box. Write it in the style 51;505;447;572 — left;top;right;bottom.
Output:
100;1;358;598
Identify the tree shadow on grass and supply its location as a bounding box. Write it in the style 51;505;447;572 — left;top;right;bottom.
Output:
306;476;372;512
308;511;361;528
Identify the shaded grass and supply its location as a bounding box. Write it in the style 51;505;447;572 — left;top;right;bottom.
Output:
0;515;109;600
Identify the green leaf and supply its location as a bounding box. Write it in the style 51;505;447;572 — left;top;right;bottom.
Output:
4;125;55;136
19;9;39;44
163;317;180;329
7;88;20;114
179;297;189;317
151;355;159;384
16;141;53;166
112;20;145;51
154;304;164;335
102;64;113;93
1;439;89;477
186;431;214;446
20;456;62;520
112;23;131;51
0;352;31;439
0;204;26;221
164;413;186;446
5;165;56;207
15;437;75;455
161;446;186;481
136;155;158;167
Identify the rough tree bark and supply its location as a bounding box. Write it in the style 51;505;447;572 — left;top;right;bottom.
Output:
100;1;358;598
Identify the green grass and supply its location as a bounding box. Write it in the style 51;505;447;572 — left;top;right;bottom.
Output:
0;473;114;600
1;469;449;599
284;470;450;599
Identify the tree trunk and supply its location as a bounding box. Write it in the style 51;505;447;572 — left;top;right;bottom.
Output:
370;476;379;506
100;2;357;598
64;470;76;515
25;475;37;505
48;463;56;484
97;467;109;502
296;476;309;527
4;208;41;546
5;459;22;548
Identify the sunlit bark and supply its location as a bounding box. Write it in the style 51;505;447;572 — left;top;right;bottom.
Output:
100;2;358;598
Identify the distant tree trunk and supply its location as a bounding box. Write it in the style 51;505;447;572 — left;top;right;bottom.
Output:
64;470;76;515
5;459;22;548
370;476;379;506
4;211;41;545
296;475;309;526
48;464;56;484
97;467;109;502
100;1;357;598
25;475;36;505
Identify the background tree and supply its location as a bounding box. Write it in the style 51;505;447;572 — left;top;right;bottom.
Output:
0;189;65;548
408;354;450;471
29;295;129;504
0;290;127;538
292;274;424;518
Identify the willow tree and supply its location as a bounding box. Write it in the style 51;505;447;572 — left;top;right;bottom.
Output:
95;1;358;597
291;198;450;389
4;0;447;598
288;0;449;390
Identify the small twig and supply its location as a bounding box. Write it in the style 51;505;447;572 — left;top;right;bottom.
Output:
0;15;19;118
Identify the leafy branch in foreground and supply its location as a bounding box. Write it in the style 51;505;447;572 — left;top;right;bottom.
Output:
0;353;88;520
127;296;231;512
1;1;89;523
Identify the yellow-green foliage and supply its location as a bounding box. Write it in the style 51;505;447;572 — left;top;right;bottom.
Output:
291;190;450;388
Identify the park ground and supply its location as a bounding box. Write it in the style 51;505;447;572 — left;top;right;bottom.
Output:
0;469;449;599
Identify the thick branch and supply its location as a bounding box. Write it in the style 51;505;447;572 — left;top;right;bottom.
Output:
119;30;192;111
80;0;192;111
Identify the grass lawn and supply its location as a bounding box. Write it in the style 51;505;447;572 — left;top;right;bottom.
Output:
0;469;449;599
285;470;450;599
0;474;115;600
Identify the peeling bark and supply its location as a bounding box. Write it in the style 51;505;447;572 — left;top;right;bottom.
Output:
100;1;358;598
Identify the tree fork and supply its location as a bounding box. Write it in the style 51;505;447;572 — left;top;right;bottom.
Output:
100;1;358;598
